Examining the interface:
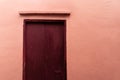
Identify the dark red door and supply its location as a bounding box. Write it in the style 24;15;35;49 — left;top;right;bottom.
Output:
23;20;66;80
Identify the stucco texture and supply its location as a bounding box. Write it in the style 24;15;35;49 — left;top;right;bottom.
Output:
0;0;120;80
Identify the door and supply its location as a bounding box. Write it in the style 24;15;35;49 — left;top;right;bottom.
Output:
23;20;66;80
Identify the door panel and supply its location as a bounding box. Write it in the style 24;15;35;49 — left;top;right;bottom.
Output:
24;21;66;80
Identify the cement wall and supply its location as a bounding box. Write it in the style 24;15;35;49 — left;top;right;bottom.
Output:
0;0;120;80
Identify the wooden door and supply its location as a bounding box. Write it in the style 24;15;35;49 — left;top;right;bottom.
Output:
23;20;66;80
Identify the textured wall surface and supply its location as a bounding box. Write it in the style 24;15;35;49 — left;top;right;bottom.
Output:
0;0;120;80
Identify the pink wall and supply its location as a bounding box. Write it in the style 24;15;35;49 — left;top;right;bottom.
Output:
0;0;120;80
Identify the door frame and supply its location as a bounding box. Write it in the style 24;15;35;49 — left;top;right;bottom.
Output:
23;19;67;80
